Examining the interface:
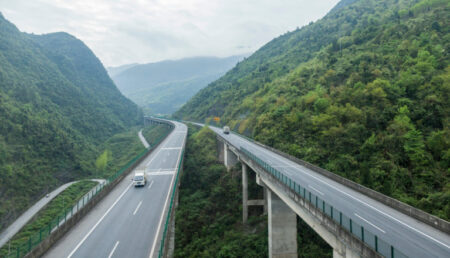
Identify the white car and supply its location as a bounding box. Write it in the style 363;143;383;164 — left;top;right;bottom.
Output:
223;126;230;134
133;171;147;187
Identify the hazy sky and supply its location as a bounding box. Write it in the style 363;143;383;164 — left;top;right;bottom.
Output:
0;0;339;67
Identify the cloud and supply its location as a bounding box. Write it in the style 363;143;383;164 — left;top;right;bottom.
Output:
0;0;340;66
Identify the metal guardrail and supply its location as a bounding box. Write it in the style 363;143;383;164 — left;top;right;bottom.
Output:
240;147;408;258
158;149;184;258
145;116;186;257
5;126;173;258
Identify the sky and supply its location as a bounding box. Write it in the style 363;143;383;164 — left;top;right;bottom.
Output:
0;0;339;67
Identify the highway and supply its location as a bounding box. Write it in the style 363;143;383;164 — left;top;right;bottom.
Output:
44;121;187;258
205;125;450;258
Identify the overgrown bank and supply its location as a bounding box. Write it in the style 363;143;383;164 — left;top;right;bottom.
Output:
95;127;146;179
142;124;173;147
174;125;331;257
96;124;172;179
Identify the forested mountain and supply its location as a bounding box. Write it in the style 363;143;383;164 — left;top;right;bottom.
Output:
109;56;245;115
0;13;142;229
175;0;450;219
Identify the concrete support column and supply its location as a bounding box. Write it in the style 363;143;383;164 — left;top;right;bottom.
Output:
256;174;268;215
217;140;224;163
263;188;268;215
268;190;297;258
242;163;248;223
224;143;228;167
224;144;238;170
333;249;344;258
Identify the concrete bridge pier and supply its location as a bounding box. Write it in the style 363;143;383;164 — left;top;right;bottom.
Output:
268;190;298;258
256;174;268;215
217;140;225;163
242;163;268;223
242;163;248;223
224;143;238;170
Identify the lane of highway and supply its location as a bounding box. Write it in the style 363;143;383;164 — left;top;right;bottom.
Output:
44;121;187;258
206;125;449;258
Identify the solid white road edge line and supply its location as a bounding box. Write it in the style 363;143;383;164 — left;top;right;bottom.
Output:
108;241;119;258
244;141;450;249
133;201;143;215
148;163;176;258
148;132;185;258
67;182;133;258
354;213;386;234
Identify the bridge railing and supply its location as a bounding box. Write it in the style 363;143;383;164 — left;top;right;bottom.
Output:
158;149;185;258
240;147;408;258
5;124;174;258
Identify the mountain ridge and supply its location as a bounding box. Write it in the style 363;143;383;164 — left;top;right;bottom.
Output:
0;13;142;229
175;0;449;219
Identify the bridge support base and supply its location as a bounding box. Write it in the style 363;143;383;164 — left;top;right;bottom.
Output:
268;190;297;258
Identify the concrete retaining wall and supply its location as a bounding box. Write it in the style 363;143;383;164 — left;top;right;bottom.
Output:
25;120;174;258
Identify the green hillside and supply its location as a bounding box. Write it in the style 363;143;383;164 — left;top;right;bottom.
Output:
109;56;244;115
175;0;450;219
0;13;142;230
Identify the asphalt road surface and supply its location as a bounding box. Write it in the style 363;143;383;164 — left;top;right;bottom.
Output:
205;124;449;258
44;121;187;258
138;129;150;149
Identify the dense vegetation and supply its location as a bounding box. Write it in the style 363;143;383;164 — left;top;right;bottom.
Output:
175;0;450;219
175;125;267;257
175;125;332;257
95;127;146;179
0;13;142;230
0;180;97;257
109;56;244;115
142;124;173;147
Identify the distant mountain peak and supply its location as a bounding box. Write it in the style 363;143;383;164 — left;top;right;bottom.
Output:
109;55;246;115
